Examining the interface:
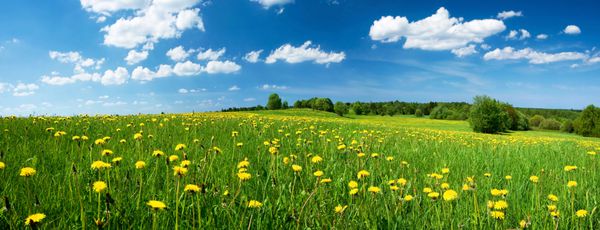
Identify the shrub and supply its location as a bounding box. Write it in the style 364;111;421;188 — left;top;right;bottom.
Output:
529;115;545;127
415;109;423;117
334;102;348;116
539;118;561;130
267;93;282;110
573;105;600;137
469;95;510;134
430;105;450;119
560;120;575;133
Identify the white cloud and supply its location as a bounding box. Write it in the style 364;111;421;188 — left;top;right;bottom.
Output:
564;25;581;35
13;83;39;97
265;41;345;64
203;60;241;74
483;47;588;64
103;101;127;106
480;44;491;50
0;83;10;94
496;10;522;20
451;45;477;57
49;51;104;72
588;56;600;64
506;29;530;40
250;0;293;9
228;85;240;91
99;95;109;99
166;46;192;61
173;61;202;76
197;48;226;61
41;72;102;86
178;88;205;94
369;7;505;51
259;84;288;90
178;88;189;94
125;49;149;65
131;64;173;81
536;34;548;40
100;67;129;85
99;0;204;49
243;97;256;102
96;16;107;23
80;0;149;15
244;50;263;63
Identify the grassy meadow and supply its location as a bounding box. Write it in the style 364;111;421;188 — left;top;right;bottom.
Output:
0;109;599;229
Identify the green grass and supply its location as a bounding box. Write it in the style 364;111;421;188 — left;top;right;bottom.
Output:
0;110;599;229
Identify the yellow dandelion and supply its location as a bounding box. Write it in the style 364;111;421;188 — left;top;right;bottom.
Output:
184;184;201;193
320;178;332;184
357;170;370;179
547;194;559;202
311;155;323;163
428;192;440;199
493;200;508;210
367;186;381;194
111;157;122;164
334;205;348;214
169;155;179;162
20;167;36;177
403;194;413;201
133;133;143;140
291;164;302;172
576;209;588;218
91;161;111;170
268;146;278;155
313;170;324;177
237;158;250;169
24;213;46;226
173;166;188;176
440;183;450;189
442;189;458;201
529;175;539;183
248;200;263;208
175;144;186;151
147;200;167;210
567;181;577;188
237;172;252;181
0;161;5;170
349;188;359;195
423;187;433;193
490;211;505;220
397;178;407;186
441;168;450;174
93;181;107;193
135;161;146;169
152;150;165;157
563;165;577;172
348;180;358;189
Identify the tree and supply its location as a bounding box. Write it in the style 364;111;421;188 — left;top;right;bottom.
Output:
334;102;348;116
415;109;424;117
539;118;561;130
352;102;363;115
282;101;289;109
313;98;334;112
573;105;600;137
529;115;545;127
560;120;575;133
468;95;510;134
266;93;282;110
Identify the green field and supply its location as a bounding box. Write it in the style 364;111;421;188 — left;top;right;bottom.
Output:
1;109;599;229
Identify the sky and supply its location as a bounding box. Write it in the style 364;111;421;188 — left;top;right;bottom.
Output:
1;0;599;116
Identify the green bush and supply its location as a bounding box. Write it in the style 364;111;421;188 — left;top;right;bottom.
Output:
573;105;600;137
415;109;423;117
469;95;510;134
267;93;282;110
529;115;545;127
334;102;348;116
560;120;574;133
539;118;561;130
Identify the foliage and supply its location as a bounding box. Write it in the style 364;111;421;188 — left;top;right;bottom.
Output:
574;105;600;137
560;120;575;133
529;115;545;127
333;102;349;116
469;95;510;134
415;109;423;117
539;118;561;130
267;93;282;110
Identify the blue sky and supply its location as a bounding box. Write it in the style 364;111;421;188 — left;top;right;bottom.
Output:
1;0;599;115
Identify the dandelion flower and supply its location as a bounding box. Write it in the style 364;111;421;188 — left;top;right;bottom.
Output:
529;175;539;183
547;194;558;202
169;155;179;162
93;181;107;193
547;205;557;212
397;178;407;186
180;160;191;168
91;161;111;170
147;200;167;211
133;133;143;140
563;165;577;172
462;184;471;191
175;144;186;151
0;161;5;170
357;170;370;179
20;167;36;177
428;192;440;199
184;184;201;193
237;172;251;181
135;161;146;169
440;183;450;189
442;190;458;201
334;205;348;214
368;186;381;194
248;200;262;208
24;213;46;226
505;175;512;180
484;173;492;177
348;180;358;189
493;200;508;210
311;155;323;164
173;166;188;176
576;209;588;218
291;164;302;172
403;195;413;201
268;147;278;155
237;158;250;169
349;188;359;195
550;211;560;218
423;187;433;193
567;181;577;188
519;220;528;229
490;211;505;220
152;150;165;157
441;168;450;174
111;157;122;164
320;178;332;184
313;170;324;177
337;144;346;150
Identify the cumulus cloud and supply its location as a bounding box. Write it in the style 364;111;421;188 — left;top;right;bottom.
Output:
369;7;505;51
496;10;522;20
259;84;288;90
536;34;548;40
173;61;202;76
13;83;39;97
244;50;263;63
98;0;204;49
125;49;149;65
563;25;581;35
166;45;192;61
131;65;172;81
250;0;293;9
451;45;477;57
80;0;149;15
507;29;530;40
100;67;129;85
49;50;104;71
243;97;256;102
265;41;345;64
203;60;241;74
197;48;226;61
41;72;102;86
483;47;588;64
178;88;205;94
228;85;240;91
